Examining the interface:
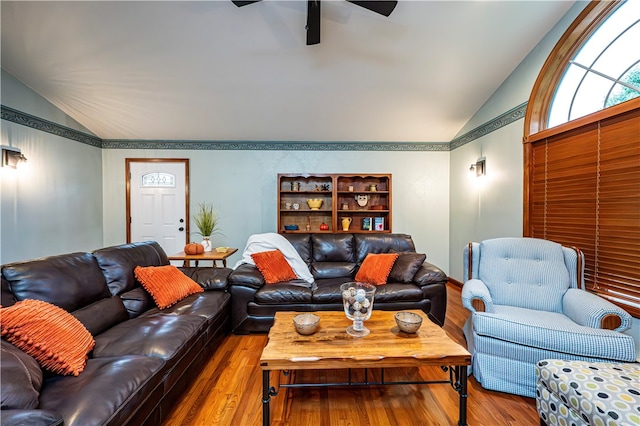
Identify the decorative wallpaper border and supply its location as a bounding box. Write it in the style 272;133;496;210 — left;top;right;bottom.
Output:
1;105;103;148
2;103;528;151
101;139;450;151
449;102;528;150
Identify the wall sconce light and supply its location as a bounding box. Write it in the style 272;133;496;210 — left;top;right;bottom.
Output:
1;146;28;169
469;157;486;177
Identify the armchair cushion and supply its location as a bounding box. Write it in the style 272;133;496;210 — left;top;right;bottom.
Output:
478;238;570;312
563;288;632;332
472;306;636;361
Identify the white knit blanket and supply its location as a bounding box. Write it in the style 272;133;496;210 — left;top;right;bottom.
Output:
233;232;314;284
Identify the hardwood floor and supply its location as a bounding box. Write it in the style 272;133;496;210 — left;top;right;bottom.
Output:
163;284;539;425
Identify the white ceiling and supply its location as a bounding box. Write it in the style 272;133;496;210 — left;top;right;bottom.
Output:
1;1;575;142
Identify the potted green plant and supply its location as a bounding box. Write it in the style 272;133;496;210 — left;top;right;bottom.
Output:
192;202;220;252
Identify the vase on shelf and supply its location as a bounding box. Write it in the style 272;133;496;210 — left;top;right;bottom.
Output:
201;237;212;252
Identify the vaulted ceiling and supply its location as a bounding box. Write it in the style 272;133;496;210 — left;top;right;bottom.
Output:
1;1;575;142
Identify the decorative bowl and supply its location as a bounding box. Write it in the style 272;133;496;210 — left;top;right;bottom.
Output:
394;311;423;334
293;313;320;335
306;199;323;210
215;246;229;253
284;224;299;231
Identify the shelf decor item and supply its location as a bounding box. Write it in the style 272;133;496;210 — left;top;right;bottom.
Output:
341;282;376;337
306;199;323;210
192;202;221;252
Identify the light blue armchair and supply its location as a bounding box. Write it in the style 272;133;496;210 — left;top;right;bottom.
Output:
461;237;636;398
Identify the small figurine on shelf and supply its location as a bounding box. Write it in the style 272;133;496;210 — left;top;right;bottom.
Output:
306;216;311;231
320;223;329;231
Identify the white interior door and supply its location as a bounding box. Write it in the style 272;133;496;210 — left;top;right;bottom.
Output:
128;161;187;256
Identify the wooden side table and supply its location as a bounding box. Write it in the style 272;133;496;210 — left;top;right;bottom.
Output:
168;248;238;268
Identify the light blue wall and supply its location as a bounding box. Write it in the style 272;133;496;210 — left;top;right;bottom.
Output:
448;2;586;283
1;70;103;264
101;149;450;272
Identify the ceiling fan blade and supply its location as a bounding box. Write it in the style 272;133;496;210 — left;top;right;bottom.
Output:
306;0;321;45
347;1;397;17
231;1;261;7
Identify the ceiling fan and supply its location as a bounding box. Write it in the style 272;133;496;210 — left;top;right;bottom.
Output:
231;1;398;45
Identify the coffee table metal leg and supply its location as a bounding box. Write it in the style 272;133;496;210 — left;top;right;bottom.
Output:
262;370;270;426
458;366;468;426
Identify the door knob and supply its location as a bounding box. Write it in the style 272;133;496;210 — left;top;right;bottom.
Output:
178;227;184;232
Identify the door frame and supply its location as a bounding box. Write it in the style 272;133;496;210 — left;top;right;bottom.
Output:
125;158;190;244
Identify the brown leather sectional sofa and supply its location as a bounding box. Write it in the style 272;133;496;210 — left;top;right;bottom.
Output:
0;234;447;425
1;241;231;426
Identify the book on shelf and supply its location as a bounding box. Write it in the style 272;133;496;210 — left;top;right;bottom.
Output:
374;217;385;231
362;217;373;231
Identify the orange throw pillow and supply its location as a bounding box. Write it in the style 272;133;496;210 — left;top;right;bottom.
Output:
355;253;399;285
0;299;95;376
251;250;297;284
134;265;204;309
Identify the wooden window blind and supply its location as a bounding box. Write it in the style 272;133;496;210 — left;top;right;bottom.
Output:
526;105;640;317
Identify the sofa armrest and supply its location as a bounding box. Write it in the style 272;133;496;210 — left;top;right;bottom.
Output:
563;288;632;332
228;263;265;290
0;409;64;426
461;279;494;313
412;261;447;287
179;267;231;291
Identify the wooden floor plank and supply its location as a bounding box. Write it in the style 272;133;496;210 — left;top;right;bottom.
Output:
163;283;538;425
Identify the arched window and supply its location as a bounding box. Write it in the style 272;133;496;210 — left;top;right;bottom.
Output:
524;0;640;317
548;0;640;127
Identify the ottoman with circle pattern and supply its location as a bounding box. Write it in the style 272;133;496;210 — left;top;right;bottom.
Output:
536;359;640;426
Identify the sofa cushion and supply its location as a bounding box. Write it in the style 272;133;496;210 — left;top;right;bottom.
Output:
354;234;415;263
355;253;399;285
389;253;426;283
134;265;204;309
120;287;154;318
1;299;95;376
251;250;297;284
93;241;169;296
311;262;357;280
1;340;43;409
72;296;129;336
370;283;425;302
312;234;355;262
283;234;313;265
92;314;206;361
141;291;230;323
255;283;313;304
2;252;110;311
38;356;165;426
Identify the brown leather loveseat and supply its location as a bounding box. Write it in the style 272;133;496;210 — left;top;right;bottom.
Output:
228;233;448;334
1;241;231;426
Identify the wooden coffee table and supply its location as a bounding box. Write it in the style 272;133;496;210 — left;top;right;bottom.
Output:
260;310;472;425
